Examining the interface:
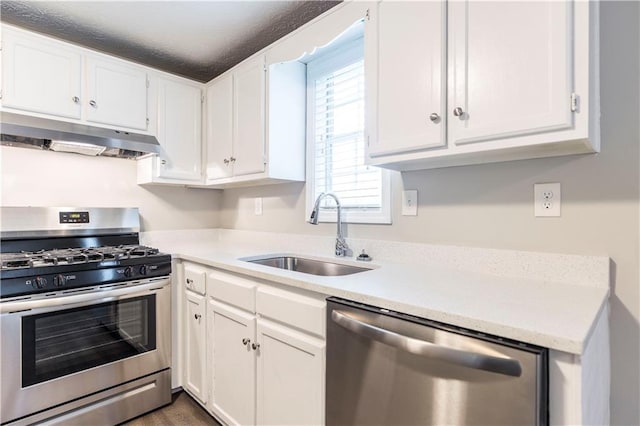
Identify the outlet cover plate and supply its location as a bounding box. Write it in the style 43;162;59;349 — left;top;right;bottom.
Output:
534;183;561;217
254;197;263;216
402;190;418;216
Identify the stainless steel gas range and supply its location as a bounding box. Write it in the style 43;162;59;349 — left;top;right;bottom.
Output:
0;207;172;426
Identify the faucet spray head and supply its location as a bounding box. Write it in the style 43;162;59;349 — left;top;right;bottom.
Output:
309;192;325;225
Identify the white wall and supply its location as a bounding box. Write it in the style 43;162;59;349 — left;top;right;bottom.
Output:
218;2;640;425
0;146;221;231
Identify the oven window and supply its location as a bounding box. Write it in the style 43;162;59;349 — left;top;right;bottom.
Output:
21;295;156;387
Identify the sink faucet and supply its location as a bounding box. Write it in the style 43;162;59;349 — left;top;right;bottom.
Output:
309;192;352;257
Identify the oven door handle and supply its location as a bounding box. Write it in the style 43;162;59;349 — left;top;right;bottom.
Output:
1;279;170;314
331;310;522;377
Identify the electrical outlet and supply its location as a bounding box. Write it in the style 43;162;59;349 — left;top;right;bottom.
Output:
534;183;561;217
402;190;418;216
254;197;263;216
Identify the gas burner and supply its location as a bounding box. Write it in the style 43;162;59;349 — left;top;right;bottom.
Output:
0;245;163;270
0;253;34;269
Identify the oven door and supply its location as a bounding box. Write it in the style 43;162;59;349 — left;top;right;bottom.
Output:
0;277;171;425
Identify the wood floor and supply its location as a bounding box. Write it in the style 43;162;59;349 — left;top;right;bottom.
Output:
122;391;220;426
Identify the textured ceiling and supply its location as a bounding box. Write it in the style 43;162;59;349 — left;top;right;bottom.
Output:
0;1;341;82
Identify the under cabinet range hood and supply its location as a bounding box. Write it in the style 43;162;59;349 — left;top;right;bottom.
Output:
0;112;161;159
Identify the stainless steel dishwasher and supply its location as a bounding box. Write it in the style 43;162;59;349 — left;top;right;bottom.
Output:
326;298;548;425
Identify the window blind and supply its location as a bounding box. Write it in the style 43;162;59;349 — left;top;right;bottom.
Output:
313;59;382;211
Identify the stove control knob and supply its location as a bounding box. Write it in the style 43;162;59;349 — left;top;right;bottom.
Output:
34;276;47;289
124;266;134;278
53;274;66;287
139;265;148;276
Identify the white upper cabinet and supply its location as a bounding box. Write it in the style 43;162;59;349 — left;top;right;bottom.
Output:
448;1;572;145
137;75;204;185
1;25;150;132
204;54;306;188
206;75;234;181
154;77;202;182
85;56;148;130
233;56;266;177
2;27;82;119
367;1;446;157
366;0;600;171
204;55;266;185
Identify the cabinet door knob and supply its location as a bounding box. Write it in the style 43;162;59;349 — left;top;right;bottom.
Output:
72;96;80;104
429;112;440;123
194;314;201;320
229;157;236;163
251;342;260;350
223;158;230;165
89;100;97;108
186;278;193;284
242;338;251;346
453;107;464;117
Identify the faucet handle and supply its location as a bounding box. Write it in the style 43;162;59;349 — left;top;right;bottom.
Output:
335;239;352;257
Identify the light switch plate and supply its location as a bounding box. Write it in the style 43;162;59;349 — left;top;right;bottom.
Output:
254;197;263;215
402;190;418;216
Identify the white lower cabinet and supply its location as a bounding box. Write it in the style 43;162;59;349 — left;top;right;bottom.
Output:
256;318;325;425
200;267;325;426
182;263;208;404
184;290;207;404
208;300;256;425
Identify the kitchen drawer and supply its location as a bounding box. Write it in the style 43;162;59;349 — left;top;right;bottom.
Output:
208;269;256;312
184;263;207;295
256;285;326;338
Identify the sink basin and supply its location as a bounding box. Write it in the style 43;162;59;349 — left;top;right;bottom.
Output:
243;255;373;276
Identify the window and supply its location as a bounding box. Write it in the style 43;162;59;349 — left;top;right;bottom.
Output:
306;38;391;224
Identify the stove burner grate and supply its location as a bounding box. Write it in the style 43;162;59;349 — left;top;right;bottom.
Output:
1;245;163;270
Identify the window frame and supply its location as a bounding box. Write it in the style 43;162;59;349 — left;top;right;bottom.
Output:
305;37;392;225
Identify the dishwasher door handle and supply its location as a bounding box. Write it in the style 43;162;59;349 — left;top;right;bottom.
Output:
331;310;522;377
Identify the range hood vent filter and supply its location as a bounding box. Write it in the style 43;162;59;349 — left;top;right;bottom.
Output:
49;140;107;156
0;112;162;159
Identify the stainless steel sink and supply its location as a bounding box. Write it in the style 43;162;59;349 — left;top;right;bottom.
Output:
244;255;373;276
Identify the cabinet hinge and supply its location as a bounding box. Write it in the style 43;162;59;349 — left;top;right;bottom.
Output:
146;117;149;125
146;78;150;88
570;93;579;112
366;135;370;147
201;94;205;104
366;8;370;21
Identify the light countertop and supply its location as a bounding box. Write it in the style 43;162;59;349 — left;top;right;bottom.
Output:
142;228;610;355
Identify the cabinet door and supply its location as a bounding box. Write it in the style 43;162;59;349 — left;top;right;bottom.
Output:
185;291;207;404
85;56;148;130
233;55;266;176
206;75;234;181
256;319;325;426
448;1;573;145
2;29;82;119
209;300;256;425
367;1;446;157
156;78;202;182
